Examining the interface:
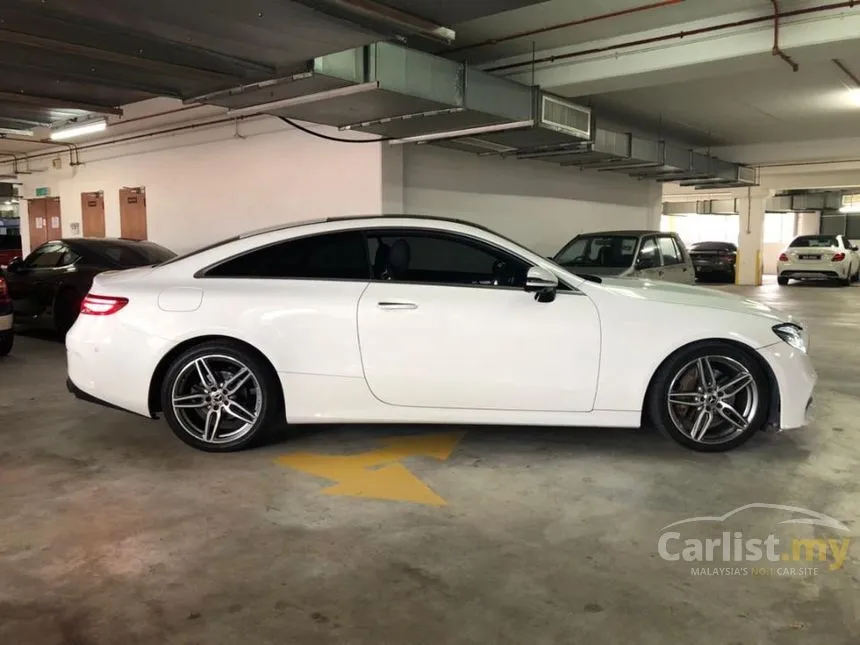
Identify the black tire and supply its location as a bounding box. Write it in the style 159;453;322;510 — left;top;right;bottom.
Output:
839;276;851;287
0;332;12;357
777;276;789;286
646;341;770;453
160;340;283;452
727;269;736;284
54;288;82;335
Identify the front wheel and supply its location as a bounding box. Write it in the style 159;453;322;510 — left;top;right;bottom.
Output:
160;341;283;452
647;342;770;452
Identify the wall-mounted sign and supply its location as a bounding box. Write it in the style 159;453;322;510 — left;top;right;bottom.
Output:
35;187;50;197
70;222;81;235
50;216;60;229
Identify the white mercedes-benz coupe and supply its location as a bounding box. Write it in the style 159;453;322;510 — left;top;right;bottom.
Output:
66;215;816;453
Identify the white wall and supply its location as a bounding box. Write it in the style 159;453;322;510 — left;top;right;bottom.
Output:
402;144;662;256
14;116;385;255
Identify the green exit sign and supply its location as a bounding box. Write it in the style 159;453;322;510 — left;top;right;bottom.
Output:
35;187;50;197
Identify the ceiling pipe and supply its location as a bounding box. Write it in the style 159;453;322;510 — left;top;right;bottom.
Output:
769;0;799;71
486;1;858;73
446;0;685;54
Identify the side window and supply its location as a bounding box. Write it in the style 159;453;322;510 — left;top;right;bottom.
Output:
637;237;659;268
24;242;66;268
657;236;682;266
205;231;369;280
366;230;529;288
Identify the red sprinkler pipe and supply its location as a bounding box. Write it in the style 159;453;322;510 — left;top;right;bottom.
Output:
770;0;799;71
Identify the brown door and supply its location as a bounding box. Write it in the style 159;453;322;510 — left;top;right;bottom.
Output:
81;191;105;237
119;187;147;240
45;197;62;240
27;198;49;248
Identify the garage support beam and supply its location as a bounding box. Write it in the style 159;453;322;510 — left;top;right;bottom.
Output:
484;6;860;96
736;191;768;286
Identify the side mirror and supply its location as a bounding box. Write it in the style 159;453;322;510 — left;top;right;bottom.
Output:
524;266;558;302
5;257;22;272
636;256;656;270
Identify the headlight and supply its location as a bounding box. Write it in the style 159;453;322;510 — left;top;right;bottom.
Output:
772;323;807;353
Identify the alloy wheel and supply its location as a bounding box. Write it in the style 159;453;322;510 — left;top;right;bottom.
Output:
170;354;262;445
666;355;759;445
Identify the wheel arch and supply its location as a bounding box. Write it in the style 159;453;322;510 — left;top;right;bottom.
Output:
147;334;284;418
640;337;780;429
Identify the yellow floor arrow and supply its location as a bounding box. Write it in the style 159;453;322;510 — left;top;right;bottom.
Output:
322;462;447;506
276;432;465;506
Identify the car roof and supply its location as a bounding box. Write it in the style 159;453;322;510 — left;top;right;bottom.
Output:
574;230;664;237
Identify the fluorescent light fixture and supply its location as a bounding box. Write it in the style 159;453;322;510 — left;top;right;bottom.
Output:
50;118;107;141
840;205;860;213
849;88;860;107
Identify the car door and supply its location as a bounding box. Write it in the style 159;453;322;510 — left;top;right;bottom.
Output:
656;234;694;283
356;228;602;412
631;236;663;280
4;241;66;318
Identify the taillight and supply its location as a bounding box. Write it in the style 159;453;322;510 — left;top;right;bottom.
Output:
0;277;9;304
80;294;128;316
779;253;789;262
832;252;846;262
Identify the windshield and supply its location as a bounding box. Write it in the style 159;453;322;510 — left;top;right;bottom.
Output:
553;235;639;268
789;235;838;248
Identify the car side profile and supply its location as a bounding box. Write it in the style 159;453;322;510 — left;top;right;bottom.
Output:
66;215;816;453
553;230;695;284
776;234;859;286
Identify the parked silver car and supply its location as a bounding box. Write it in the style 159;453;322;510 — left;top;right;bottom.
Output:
553;230;695;284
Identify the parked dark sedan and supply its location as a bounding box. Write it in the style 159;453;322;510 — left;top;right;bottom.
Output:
688;241;737;283
3;237;176;334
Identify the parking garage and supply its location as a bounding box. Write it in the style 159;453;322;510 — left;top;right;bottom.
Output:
2;1;860;643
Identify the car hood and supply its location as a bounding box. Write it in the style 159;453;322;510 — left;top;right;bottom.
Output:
591;276;791;322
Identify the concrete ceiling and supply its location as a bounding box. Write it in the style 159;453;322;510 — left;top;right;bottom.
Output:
577;51;860;147
443;0;811;63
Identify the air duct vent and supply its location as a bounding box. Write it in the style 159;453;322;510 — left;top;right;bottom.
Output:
540;95;591;139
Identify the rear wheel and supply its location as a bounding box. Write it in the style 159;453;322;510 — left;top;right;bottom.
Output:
160;341;283;452
839;276;851;287
777;276;789;286
647;342;769;452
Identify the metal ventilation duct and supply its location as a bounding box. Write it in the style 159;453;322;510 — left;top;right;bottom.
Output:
663;199;739;215
194;40;753;188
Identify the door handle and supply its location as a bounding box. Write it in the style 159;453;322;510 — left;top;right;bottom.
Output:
377;301;418;310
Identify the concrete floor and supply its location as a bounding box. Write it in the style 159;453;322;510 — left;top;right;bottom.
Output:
1;279;859;644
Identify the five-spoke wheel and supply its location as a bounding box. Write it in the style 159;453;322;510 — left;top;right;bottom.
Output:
161;341;281;451
648;342;769;452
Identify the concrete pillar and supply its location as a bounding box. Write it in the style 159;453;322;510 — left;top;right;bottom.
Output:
380;144;404;213
645;181;664;231
735;189;769;286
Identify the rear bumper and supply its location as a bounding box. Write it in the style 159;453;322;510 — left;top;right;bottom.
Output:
66;376;146;416
0;312;12;332
778;260;849;279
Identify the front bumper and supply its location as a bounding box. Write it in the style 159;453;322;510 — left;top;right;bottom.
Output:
757;342;817;430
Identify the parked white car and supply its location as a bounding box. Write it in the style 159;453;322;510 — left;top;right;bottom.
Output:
66;215;816;453
777;234;859;286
